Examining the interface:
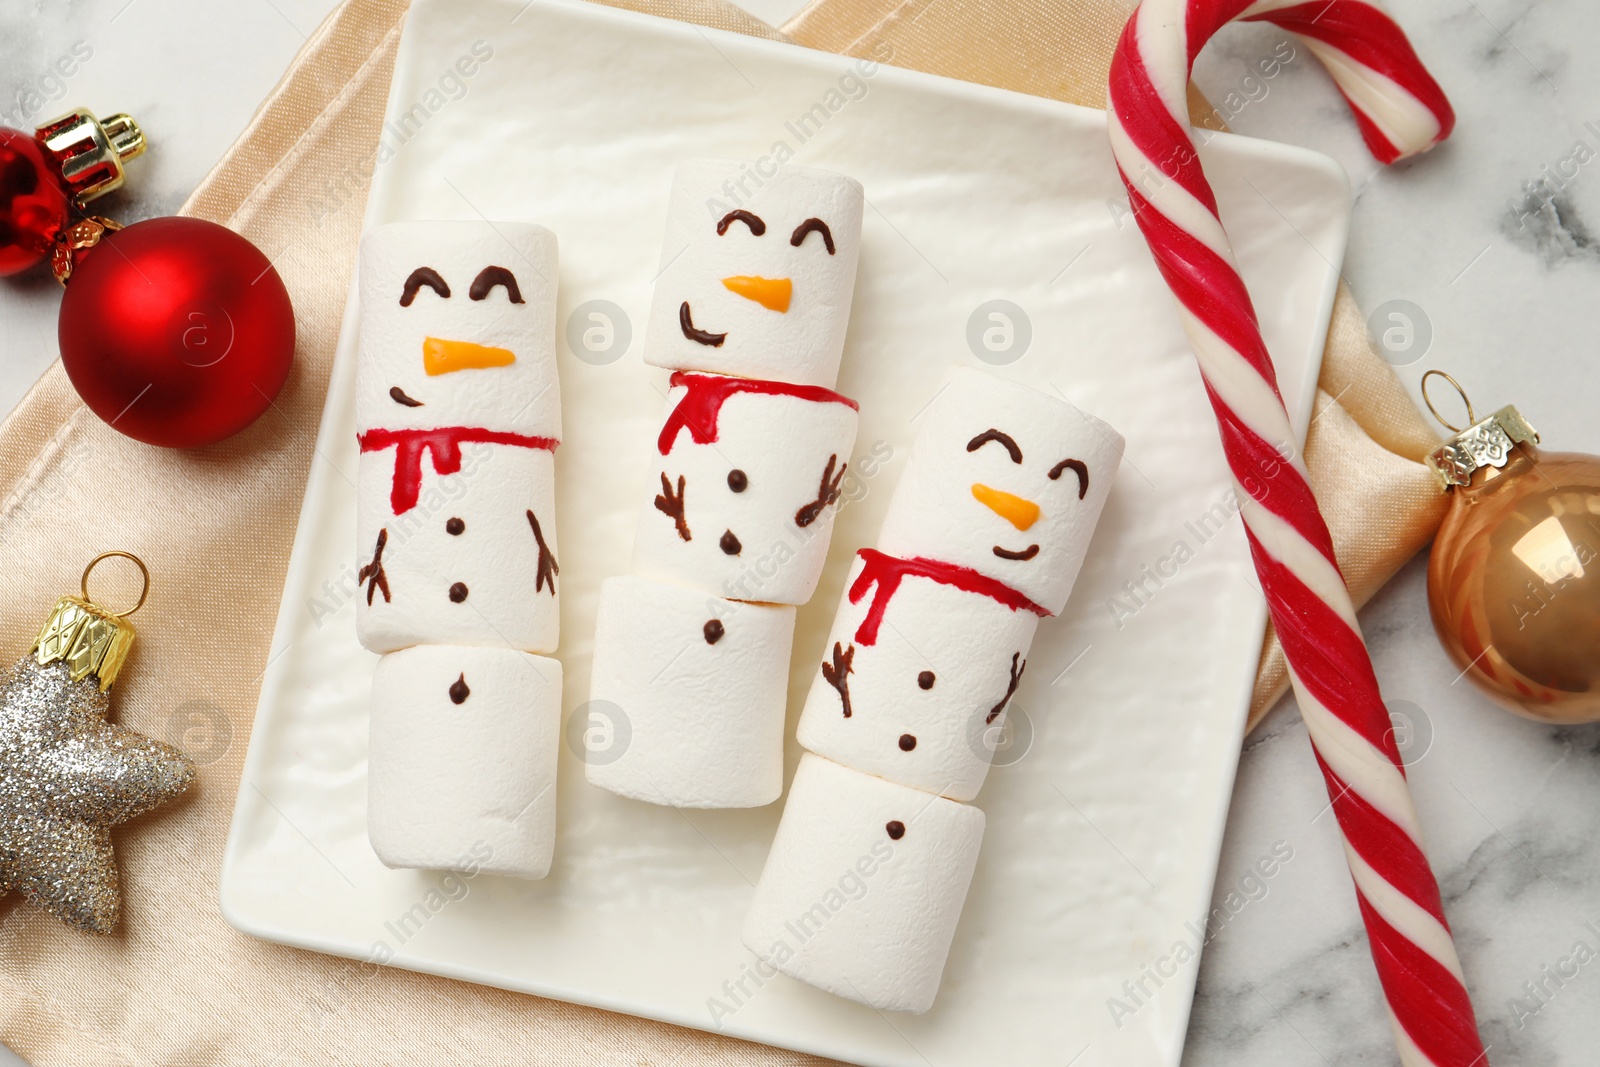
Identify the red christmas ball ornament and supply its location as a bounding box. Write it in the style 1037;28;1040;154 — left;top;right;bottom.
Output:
58;216;295;448
0;109;145;276
0;126;71;275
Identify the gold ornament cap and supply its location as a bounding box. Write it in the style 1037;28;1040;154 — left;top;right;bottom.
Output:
33;108;146;203
1421;370;1539;490
29;552;149;691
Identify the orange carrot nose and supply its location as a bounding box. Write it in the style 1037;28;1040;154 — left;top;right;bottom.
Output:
721;275;792;313
422;337;516;375
972;483;1040;530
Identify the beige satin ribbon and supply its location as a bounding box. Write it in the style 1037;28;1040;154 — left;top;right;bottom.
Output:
0;0;1444;1061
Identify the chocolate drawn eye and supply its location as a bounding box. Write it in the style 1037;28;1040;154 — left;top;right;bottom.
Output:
716;209;766;236
400;266;449;306
967;428;1022;464
727;469;748;492
1049;458;1090;499
789;217;835;254
886;820;906;840
468;265;524;304
917;671;935;690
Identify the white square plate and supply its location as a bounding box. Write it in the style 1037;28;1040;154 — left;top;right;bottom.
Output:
221;2;1350;1064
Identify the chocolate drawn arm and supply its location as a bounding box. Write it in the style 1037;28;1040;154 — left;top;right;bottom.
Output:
821;641;856;718
654;473;691;541
985;652;1025;724
794;454;847;528
358;528;391;604
526;509;559;595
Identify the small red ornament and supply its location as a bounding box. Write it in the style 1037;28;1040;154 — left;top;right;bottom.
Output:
58;216;295;448
2;108;294;448
0;128;70;275
0;109;144;276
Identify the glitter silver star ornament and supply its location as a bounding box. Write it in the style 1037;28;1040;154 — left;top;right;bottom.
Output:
0;553;194;933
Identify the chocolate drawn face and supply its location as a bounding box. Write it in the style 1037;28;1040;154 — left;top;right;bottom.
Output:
678;209;844;348
645;161;863;387
394;263;528;394
874;367;1122;615
355;221;560;439
963;427;1089;565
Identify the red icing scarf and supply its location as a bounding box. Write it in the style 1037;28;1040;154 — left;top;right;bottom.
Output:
848;548;1049;646
657;370;858;456
358;426;558;515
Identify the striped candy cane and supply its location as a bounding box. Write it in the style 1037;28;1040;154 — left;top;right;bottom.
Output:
1108;3;1485;1065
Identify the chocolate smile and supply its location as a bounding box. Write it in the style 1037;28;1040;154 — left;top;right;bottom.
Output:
993;544;1040;561
679;301;727;347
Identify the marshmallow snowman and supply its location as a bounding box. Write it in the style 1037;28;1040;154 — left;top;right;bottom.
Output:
587;576;796;808
587;161;867;811
747;366;1121;1012
356;220;566;879
368;644;562;879
643;159;864;388
877;366;1122;617
741;753;985;1014
355;221;562;654
632;372;859;606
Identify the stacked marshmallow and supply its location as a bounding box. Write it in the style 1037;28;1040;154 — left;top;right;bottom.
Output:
587;160;865;809
744;367;1122;1012
356;221;563;879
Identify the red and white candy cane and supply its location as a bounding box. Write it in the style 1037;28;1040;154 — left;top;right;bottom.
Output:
1109;3;1486;1065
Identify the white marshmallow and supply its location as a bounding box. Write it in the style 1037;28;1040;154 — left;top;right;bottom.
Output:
631;372;858;606
356;220;560;439
586;575;795;808
643;159;863;388
741;753;985;1013
796;550;1041;801
367;644;562;879
356;443;560;653
877;367;1122;616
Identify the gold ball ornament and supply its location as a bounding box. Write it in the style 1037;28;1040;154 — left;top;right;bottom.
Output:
1424;373;1600;724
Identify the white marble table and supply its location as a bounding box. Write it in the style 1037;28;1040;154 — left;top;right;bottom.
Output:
2;1;1596;1064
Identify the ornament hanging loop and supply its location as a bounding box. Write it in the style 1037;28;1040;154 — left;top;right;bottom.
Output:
81;551;149;618
1420;369;1477;433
